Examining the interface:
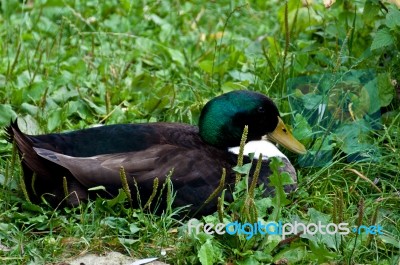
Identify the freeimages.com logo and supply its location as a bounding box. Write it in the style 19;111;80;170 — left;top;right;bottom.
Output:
187;219;383;240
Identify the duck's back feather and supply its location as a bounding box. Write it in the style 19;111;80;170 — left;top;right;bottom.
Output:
27;122;202;156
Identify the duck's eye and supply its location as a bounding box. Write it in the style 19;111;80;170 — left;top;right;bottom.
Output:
257;106;265;113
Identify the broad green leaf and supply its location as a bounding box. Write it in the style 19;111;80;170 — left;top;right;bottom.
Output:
236;256;260;265
262;234;282;253
377;73;394;107
221;81;248;93
255;198;272;216
167;48;185;66
198;239;216;265
120;0;133;11
0;104;17;126
232;163;252;175
293;113;312;142
84;98;106;115
269;158;291;221
280;172;294;185
302;94;323;110
198;60;214;74
108;106;127;124
229;70;257;84
17;116;40;135
303;208;341;251
0;0;20;18
52;86;79;103
68;100;91;120
334;120;381;160
362;0;381;25
101;217;131;234
21;103;39;116
371;28;395;50
308;240;339;262
362;78;380;114
143;89;172;114
21;202;44;213
379;234;400;248
106;189;128;207
273;245;307;264
385;7;400;30
47;108;63;131
129;223;140;234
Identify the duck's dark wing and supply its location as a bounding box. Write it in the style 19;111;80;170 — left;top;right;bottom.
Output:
16;121;201;157
33;145;233;214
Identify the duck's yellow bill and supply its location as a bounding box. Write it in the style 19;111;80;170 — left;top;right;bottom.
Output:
267;117;307;154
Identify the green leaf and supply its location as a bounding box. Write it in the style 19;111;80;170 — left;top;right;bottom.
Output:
269;158;291;221
334;120;380;160
303;208;341;251
302;94;323;110
362;0;380;25
377;73;394;107
308;240;339;262
293;113;312;142
253;251;273;262
0;104;17;126
47;108;63;131
129;223;140;234
221;81;248;93
385;7;400;30
229;70;257;84
262;234;281;253
21;202;44;213
198;239;217;265
17;115;40;135
106;189;128;207
379;234;400;248
198;60;213;74
255;197;272;216
371;28;395;50
101;217;130;234
68;100;91;120
362;78;381;114
21;103;39;116
84;98;106;115
273;244;307;264
236;256;260;265
167;48;185;66
232;163;252;175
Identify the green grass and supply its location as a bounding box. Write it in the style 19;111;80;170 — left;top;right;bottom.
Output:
0;0;399;264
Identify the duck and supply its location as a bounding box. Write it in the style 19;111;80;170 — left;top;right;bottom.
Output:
5;90;306;216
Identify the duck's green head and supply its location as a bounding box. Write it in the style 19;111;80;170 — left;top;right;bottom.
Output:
199;90;306;154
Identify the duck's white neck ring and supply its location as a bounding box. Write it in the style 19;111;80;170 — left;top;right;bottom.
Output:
228;140;287;160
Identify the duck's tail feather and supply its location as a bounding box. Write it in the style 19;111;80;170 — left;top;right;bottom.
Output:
8;121;69;180
5;119;18;144
5;120;85;205
6;120;41;174
6;120;41;202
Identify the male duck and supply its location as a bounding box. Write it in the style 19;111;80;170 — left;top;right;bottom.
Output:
6;90;306;216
